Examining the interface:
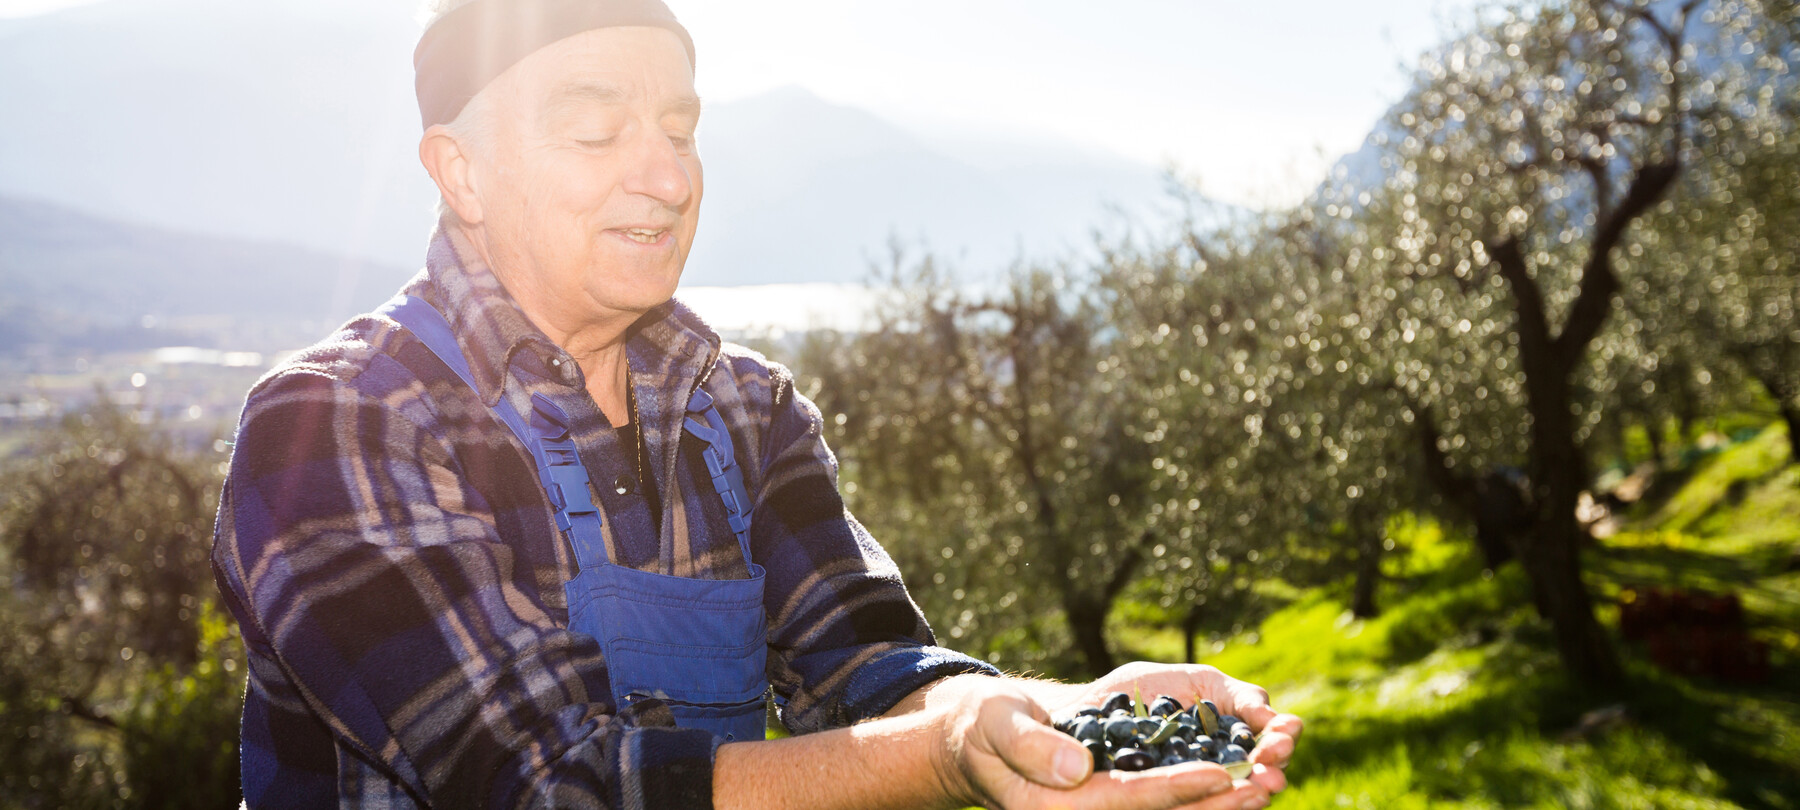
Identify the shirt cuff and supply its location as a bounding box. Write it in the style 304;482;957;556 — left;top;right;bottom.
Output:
840;645;1003;724
619;723;723;810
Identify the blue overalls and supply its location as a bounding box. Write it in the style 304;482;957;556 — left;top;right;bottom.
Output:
381;295;769;742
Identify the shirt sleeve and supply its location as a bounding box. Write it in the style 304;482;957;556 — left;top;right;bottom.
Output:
749;366;1001;734
210;361;718;809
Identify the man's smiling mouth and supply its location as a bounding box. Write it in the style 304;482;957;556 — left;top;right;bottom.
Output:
613;227;671;245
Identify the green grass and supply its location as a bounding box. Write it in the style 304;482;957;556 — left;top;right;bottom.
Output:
1113;423;1800;808
1649;422;1794;534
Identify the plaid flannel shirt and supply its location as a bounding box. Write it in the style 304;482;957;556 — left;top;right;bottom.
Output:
210;224;998;809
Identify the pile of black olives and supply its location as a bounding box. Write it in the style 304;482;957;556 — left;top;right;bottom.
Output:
1052;693;1257;778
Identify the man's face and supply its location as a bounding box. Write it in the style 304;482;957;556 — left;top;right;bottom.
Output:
466;26;702;324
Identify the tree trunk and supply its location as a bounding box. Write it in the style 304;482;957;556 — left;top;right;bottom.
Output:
1351;540;1382;620
1507;397;1625;687
1512;507;1624;688
1515;356;1625;688
1782;403;1800;466
1514;376;1625;688
1492;233;1632;691
1644;416;1665;469
1182;603;1205;664
1350;506;1383;619
1065;599;1115;677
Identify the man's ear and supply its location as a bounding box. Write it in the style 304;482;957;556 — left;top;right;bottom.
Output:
420;125;484;225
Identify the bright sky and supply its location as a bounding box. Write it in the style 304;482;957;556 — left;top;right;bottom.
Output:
4;0;1473;208
672;0;1476;207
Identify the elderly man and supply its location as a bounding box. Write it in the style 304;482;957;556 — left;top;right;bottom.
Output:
211;1;1301;807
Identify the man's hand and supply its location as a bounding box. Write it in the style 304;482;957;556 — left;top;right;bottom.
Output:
719;666;1299;810
932;678;1276;810
1050;662;1304;795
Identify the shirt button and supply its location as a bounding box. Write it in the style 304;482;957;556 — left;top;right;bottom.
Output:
613;474;637;496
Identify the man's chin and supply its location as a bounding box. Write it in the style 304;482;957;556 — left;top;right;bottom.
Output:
589;276;683;316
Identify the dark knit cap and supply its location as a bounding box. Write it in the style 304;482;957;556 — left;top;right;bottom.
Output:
414;0;696;130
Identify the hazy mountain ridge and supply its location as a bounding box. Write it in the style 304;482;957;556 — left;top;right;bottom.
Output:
1;0;1171;287
0;194;413;352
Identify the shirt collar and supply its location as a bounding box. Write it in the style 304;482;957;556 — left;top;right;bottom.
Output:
417;220;723;408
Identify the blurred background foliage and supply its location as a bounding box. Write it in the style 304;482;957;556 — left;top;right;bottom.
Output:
3;0;1797;806
1;398;242;808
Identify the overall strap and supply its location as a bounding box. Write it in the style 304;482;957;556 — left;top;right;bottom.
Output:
683;388;754;563
379;295;611;571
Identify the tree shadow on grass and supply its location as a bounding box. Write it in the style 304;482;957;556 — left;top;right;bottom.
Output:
1616;662;1800;810
1296;638;1800;810
1595;542;1800;626
1377;563;1538;668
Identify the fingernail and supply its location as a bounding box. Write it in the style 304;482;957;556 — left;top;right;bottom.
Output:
1053;747;1088;786
1240;796;1269;810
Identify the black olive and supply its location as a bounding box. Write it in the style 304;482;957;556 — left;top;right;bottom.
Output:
1112;748;1155;772
1219;744;1253;779
1218;714;1242;729
1230;728;1256;751
1071;717;1103;743
1148;695;1182;717
1104;716;1137;744
1086;740;1111;771
1099;692;1133;715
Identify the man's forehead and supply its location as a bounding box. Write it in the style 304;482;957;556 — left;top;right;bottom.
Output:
539;80;703;117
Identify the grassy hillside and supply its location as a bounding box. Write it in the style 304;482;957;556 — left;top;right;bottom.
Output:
1119;422;1799;808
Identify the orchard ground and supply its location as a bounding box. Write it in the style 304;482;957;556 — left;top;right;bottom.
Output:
1107;421;1800;808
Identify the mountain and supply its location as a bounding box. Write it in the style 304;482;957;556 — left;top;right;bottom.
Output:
0;194;413;352
689;86;1170;285
0;0;1170;286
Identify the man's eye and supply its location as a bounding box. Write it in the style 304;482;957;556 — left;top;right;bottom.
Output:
577;137;617;148
669;134;695;152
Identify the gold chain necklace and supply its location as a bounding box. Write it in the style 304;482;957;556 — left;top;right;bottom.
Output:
624;363;645;491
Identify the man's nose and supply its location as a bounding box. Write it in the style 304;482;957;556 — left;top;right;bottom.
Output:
620;127;693;208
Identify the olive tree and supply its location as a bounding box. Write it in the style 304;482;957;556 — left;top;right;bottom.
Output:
1334;0;1759;688
0;397;240;808
1652;101;1800;460
799;249;1168;677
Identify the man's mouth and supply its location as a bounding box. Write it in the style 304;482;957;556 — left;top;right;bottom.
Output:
613;227;671;245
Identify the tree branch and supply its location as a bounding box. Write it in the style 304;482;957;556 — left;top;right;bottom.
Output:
1390;383;1478;517
1553;159;1680;361
61;695;120;731
1488;237;1556;364
1102;530;1153;605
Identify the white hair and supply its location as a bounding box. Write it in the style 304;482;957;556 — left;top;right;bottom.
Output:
431;88;499;225
420;0;506;224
